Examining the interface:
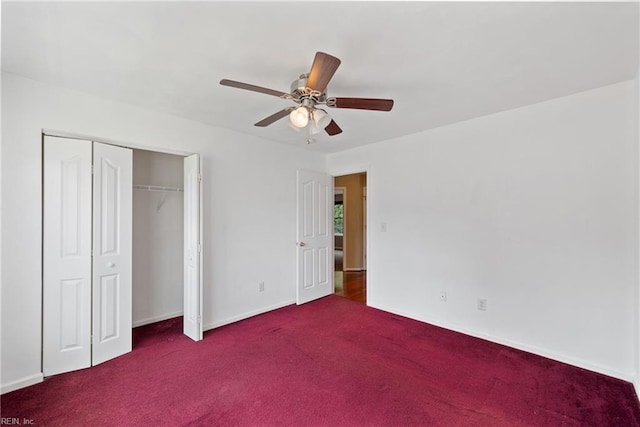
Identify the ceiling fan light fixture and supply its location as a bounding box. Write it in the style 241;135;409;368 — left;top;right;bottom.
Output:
287;121;304;132
312;108;331;129
289;106;309;128
309;120;322;135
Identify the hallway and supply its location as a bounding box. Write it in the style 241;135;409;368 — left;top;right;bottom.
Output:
334;249;366;303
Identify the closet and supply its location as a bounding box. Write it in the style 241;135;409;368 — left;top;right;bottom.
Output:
132;150;184;328
43;135;202;377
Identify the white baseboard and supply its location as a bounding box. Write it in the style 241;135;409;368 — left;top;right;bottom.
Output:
1;373;43;395
204;299;296;331
132;311;183;328
370;302;634;383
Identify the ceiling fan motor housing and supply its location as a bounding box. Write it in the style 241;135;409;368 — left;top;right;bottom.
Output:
290;74;326;104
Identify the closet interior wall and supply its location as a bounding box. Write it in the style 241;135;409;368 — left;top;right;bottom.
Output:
132;149;184;327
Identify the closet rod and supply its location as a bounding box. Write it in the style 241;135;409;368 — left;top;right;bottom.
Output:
133;184;183;193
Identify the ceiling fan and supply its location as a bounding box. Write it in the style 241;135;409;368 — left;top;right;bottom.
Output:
220;52;394;139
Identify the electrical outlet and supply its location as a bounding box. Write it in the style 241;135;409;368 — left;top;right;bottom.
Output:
259;281;265;292
477;298;487;311
440;292;447;302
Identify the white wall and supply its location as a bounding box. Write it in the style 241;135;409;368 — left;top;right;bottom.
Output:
1;72;324;393
328;81;638;380
132;150;184;327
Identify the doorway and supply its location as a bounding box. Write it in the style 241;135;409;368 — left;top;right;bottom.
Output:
131;150;184;334
334;173;367;303
130;148;202;342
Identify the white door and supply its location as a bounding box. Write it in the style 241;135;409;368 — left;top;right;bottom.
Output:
183;154;203;341
43;136;93;376
296;170;333;304
92;142;133;365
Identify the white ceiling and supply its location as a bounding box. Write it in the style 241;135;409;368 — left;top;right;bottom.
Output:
2;1;638;153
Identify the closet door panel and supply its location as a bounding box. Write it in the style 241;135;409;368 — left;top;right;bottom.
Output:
183;154;202;341
43;136;92;376
92;142;133;365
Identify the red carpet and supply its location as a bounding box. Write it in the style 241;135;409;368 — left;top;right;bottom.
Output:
2;295;640;426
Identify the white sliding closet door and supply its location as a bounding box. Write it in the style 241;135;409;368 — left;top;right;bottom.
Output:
43;136;93;376
92;142;133;365
183;154;202;341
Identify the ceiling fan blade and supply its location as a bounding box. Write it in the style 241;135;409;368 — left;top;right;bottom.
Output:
324;120;343;136
254;108;294;127
220;79;289;98
306;52;341;94
327;97;394;111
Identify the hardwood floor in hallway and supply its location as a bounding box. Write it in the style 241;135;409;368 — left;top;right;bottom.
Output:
334;249;366;303
334;271;366;303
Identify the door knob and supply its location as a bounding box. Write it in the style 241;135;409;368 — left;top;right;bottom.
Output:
298;242;306;247
107;262;115;268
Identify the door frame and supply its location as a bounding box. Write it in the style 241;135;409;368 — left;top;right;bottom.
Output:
41;130;204;358
329;166;370;304
362;186;367;269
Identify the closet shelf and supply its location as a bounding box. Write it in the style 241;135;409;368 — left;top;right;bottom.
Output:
133;184;183;193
